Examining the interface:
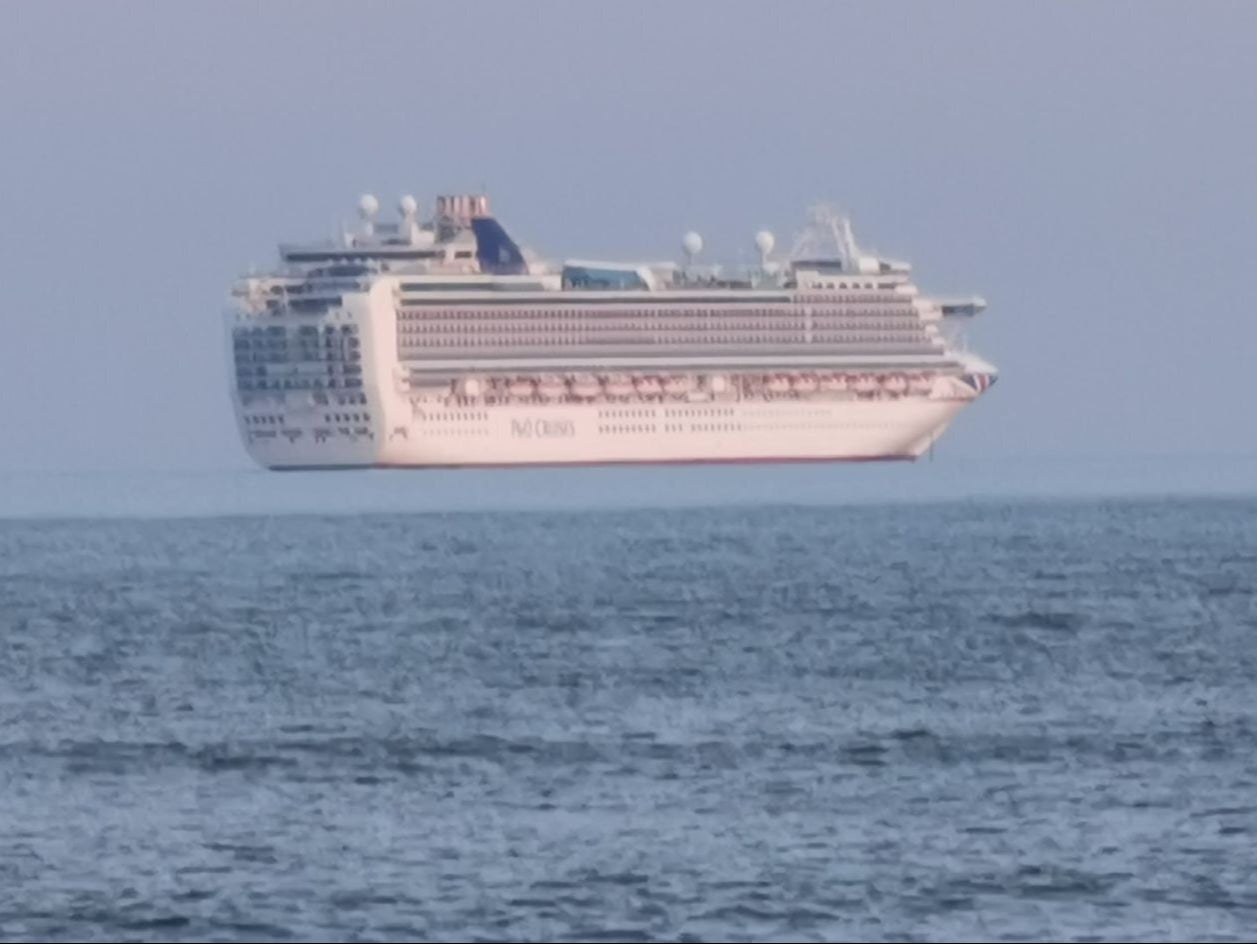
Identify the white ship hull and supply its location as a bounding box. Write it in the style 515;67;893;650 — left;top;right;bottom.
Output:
238;391;976;470
227;193;998;470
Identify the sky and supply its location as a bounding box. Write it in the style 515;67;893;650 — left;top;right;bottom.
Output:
0;1;1254;501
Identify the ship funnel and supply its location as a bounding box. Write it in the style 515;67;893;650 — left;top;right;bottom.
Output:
435;193;490;225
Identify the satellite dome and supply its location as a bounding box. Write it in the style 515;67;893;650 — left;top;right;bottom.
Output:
358;193;380;218
682;231;703;258
755;230;775;258
399;194;418;217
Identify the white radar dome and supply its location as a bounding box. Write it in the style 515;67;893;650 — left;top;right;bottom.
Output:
682;231;703;258
358;193;380;218
399;194;418;217
755;230;775;258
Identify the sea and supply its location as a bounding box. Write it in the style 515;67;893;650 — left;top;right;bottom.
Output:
1;473;1256;941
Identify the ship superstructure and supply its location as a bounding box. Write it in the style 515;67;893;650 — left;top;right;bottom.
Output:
227;193;996;469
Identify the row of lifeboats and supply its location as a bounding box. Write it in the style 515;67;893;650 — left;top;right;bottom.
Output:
478;373;704;400
455;372;936;400
754;372;933;396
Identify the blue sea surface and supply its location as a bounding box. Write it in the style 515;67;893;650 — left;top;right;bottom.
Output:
1;453;1256;520
2;497;1256;942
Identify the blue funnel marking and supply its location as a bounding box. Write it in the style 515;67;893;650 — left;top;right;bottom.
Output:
471;217;527;275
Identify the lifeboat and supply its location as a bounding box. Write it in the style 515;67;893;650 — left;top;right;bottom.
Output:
537;375;566;400
881;373;908;396
908;373;934;396
459;377;482;398
853;374;879;396
571;373;601;399
605;374;634;397
507;377;535;398
663;375;694;396
819;373;849;392
634;376;662;396
708;374;728;394
792;373;818;395
765;374;790;395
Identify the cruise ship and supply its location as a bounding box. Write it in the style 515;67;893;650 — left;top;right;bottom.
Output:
226;193;997;469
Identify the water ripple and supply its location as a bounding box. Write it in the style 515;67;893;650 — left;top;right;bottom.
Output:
0;499;1255;941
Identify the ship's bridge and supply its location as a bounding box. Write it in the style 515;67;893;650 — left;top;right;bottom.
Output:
561;260;666;291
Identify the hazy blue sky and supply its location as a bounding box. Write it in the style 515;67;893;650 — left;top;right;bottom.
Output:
2;1;1254;482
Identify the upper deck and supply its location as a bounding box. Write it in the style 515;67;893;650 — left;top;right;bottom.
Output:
232;192;987;325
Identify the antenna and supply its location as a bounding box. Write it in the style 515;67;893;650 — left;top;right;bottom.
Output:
790;203;859;268
839;217;859;264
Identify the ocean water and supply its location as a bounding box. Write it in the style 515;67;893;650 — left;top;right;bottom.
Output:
4;453;1257;520
1;497;1256;942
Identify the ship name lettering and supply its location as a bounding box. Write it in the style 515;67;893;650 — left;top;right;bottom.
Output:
511;418;574;438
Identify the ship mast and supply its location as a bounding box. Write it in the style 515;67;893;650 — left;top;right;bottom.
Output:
789;203;860;268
